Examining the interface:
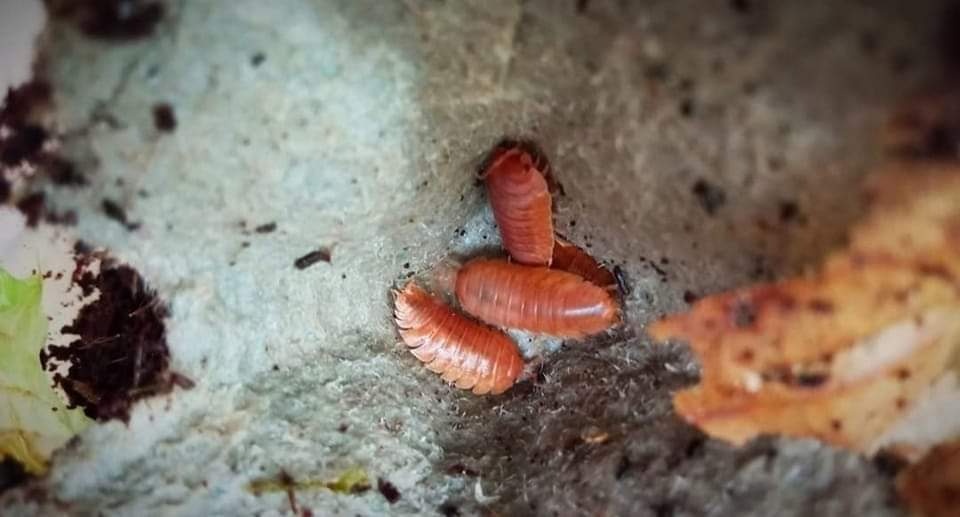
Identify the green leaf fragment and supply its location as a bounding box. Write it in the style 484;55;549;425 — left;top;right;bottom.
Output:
247;466;372;495
0;268;92;474
323;466;371;494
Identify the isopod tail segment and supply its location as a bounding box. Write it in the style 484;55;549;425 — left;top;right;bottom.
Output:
551;234;618;293
456;258;621;339
393;282;524;395
480;140;560;267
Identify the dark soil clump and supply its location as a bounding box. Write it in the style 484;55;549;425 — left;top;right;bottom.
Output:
40;257;190;422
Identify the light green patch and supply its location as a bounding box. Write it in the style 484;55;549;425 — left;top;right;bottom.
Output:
248;466;372;495
0;268;91;474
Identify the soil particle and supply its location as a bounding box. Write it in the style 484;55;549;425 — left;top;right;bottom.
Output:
691;179;727;216
254;222;277;234
101;198;141;230
778;201;801;223
377;478;401;504
294;248;332;269
152;102;176;132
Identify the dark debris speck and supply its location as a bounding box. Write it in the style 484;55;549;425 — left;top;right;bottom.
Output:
152;102;176;132
254;222;277;234
691;179;726;215
778;201;801;223
795;372;828;388
647;258;668;278
377;478;401;504
294;248;332;270
102;198;140;230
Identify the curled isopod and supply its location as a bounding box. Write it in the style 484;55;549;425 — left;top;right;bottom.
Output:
483;146;554;266
551;236;616;291
393;282;524;395
456;258;619;338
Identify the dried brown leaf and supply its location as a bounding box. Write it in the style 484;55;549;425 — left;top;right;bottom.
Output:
649;161;960;452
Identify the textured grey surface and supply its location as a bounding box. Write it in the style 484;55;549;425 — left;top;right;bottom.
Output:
2;0;954;515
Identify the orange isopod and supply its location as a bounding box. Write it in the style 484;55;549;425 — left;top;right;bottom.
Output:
483;146;555;266
393;282;524;395
455;258;619;338
551;236;617;291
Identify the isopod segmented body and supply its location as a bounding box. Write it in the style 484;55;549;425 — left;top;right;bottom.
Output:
483;147;555;266
551;236;617;291
393;282;524;395
456;258;619;338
